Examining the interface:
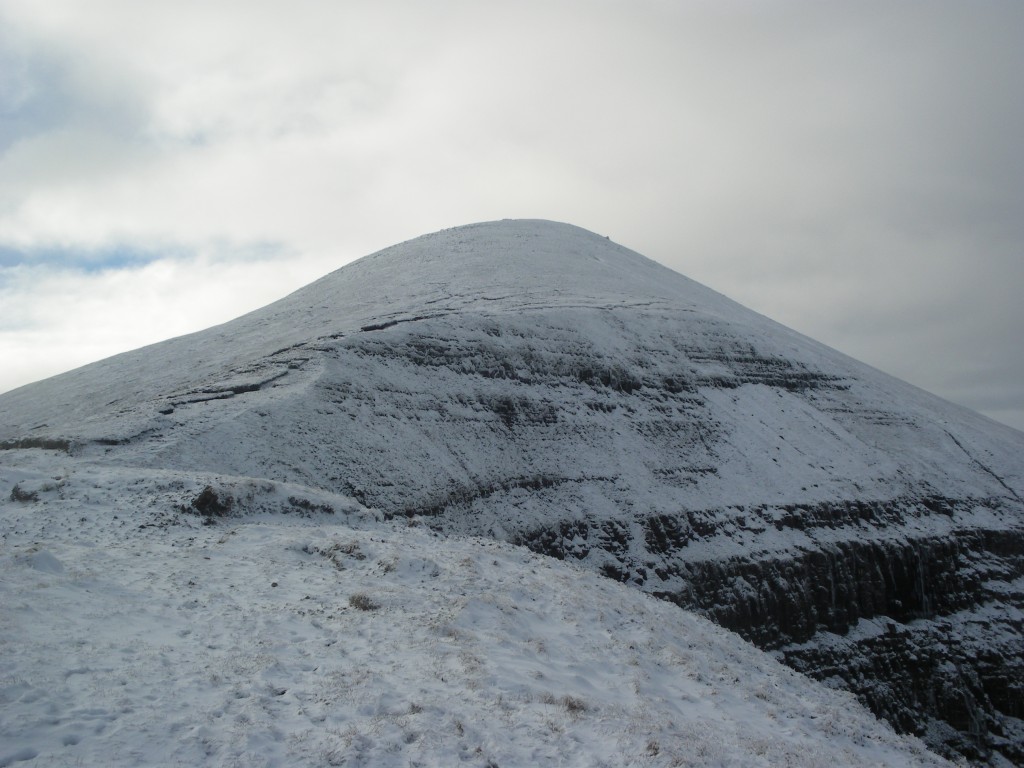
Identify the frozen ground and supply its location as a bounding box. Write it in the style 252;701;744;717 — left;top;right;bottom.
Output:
0;452;953;767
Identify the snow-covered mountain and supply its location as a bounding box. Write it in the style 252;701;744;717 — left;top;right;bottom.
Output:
2;219;1022;764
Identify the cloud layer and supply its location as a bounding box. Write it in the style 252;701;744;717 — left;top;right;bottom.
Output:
1;1;1022;430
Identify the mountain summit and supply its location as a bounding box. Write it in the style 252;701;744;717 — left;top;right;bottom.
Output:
2;220;1022;763
0;220;752;442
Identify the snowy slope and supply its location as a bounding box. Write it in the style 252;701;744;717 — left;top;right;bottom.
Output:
1;220;1020;506
0;453;951;768
0;220;731;442
1;219;1021;762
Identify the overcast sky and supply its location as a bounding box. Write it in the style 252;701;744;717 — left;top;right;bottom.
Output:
1;1;1022;431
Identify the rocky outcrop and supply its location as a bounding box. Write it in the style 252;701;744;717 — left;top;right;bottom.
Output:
783;611;1024;763
504;498;1024;762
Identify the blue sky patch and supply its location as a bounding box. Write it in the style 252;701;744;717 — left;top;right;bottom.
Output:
0;239;289;273
0;244;174;272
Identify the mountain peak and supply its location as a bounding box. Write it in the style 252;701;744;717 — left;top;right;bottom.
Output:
263;218;734;330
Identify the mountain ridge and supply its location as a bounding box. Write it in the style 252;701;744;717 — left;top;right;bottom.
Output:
0;457;954;767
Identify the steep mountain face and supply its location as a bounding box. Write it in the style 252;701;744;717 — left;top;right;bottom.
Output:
2;220;1022;762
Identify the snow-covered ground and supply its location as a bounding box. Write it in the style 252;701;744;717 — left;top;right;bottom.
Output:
1;452;952;767
5;219;1019;764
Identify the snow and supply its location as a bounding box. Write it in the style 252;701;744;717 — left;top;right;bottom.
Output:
0;452;952;767
1;218;1020;764
1;221;1019;518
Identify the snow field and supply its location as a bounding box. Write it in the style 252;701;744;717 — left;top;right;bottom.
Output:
0;454;952;767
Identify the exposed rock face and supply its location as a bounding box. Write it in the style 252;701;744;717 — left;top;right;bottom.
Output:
1;220;1021;762
516;502;1024;763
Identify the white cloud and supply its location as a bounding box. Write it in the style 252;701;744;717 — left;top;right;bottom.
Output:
0;251;329;395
